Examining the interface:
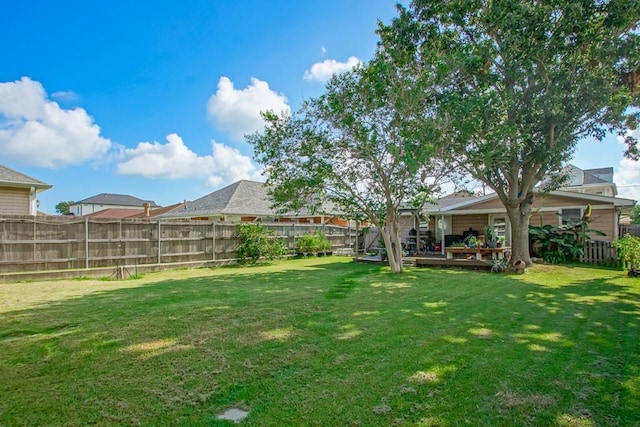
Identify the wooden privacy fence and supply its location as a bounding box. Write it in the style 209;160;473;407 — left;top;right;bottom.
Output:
620;224;640;238
0;216;357;273
579;240;619;266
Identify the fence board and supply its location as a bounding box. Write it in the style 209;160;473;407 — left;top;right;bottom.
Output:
580;240;618;266
0;216;356;273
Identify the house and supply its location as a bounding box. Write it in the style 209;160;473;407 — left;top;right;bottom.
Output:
0;164;52;216
400;165;636;250
160;180;349;225
83;202;186;219
70;193;160;216
559;164;617;197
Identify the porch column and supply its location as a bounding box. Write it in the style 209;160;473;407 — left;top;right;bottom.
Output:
440;215;445;255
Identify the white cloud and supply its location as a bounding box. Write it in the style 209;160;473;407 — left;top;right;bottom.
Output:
303;56;362;82
0;77;111;168
206;76;290;141
321;46;327;56
616;157;640;201
117;133;262;187
51;90;79;103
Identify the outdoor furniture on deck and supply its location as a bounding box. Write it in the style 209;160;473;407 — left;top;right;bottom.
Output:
444;246;509;260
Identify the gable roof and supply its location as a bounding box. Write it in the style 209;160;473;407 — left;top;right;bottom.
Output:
74;193;160;207
423;190;479;211
561;164;615;186
161;180;343;219
0;164;52;189
129;202;187;218
583;167;613;184
84;208;143;219
163;180;274;218
425;189;635;214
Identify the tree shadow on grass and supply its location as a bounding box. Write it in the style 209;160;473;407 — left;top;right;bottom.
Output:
385;268;640;425
0;260;639;425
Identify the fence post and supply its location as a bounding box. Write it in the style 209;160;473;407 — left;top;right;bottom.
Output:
292;223;296;253
33;219;37;262
85;217;89;269
212;221;216;261
157;220;162;264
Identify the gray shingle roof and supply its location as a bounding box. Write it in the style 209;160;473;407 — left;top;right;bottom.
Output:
423;191;478;211
76;193;160;207
583;167;613;184
0;164;52;189
161;180;343;218
167;180;274;217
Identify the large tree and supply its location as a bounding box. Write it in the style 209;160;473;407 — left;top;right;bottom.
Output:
248;60;452;273
379;0;640;265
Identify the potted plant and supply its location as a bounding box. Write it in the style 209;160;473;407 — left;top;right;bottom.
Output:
483;225;498;248
468;235;480;248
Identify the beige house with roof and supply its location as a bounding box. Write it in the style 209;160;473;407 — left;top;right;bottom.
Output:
0;164;52;216
161;180;350;226
398;165;636;252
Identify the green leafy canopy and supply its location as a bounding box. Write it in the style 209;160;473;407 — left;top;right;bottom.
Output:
379;0;640;264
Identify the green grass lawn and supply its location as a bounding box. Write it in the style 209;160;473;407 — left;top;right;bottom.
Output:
1;258;639;426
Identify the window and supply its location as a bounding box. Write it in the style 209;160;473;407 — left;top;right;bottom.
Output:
561;208;581;225
492;217;507;240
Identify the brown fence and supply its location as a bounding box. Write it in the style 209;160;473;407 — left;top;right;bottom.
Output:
579;240;619;266
0;216;358;273
620;224;640;238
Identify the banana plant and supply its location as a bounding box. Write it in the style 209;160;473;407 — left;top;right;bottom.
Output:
529;220;605;264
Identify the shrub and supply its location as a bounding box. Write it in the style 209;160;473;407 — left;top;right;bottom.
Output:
296;231;332;255
529;219;605;264
236;224;287;264
613;234;640;272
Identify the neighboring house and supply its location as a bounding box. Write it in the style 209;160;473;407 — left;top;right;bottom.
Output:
129;202;187;218
0;164;52;216
560;164;617;197
84;202;187;219
161;180;349;225
70;193;160;216
408;166;636;249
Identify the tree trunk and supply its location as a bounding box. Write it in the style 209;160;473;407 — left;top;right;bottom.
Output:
506;199;533;267
381;215;403;274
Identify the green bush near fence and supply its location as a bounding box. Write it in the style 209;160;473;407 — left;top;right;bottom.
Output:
613;233;640;273
235;223;287;264
296;231;332;255
529;220;605;264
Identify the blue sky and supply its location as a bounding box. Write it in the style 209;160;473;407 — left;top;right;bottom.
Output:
1;0;638;213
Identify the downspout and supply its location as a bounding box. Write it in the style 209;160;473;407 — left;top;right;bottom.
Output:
29;186;36;216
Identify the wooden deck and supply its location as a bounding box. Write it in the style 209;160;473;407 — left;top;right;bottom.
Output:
355;255;492;270
410;256;491;270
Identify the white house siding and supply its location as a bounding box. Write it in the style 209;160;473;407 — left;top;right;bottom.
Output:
0;187;29;215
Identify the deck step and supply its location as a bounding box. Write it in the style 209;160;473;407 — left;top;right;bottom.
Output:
402;258;417;267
